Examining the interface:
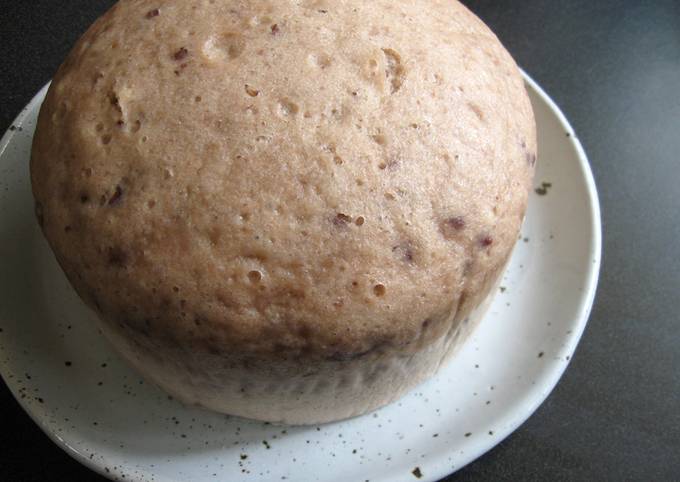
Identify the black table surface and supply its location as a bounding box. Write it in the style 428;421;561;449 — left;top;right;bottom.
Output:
2;1;679;480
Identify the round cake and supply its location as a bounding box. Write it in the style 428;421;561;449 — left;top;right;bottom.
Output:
31;0;536;424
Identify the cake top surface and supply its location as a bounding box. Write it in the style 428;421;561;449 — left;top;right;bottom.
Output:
31;0;536;359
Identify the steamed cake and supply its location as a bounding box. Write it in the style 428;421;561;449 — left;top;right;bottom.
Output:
31;0;536;424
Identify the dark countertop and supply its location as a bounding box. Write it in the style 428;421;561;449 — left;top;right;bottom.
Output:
1;1;679;480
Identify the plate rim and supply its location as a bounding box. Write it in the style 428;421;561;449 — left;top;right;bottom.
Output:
0;72;602;482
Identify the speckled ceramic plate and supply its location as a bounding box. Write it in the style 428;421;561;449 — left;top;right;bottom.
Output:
0;74;600;482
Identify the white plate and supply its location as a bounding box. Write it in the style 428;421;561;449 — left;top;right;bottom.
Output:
0;74;600;482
